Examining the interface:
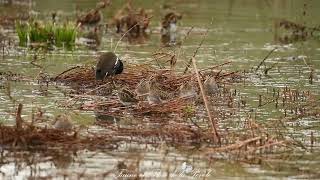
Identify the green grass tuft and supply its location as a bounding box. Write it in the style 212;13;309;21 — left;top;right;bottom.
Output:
15;22;28;46
15;21;77;49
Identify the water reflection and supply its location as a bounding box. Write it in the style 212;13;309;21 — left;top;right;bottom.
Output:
160;11;182;47
52;150;74;169
0;148;75;178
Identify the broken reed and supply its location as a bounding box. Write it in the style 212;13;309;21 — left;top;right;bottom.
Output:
15;21;77;48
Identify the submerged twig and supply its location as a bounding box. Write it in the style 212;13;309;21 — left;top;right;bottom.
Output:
255;48;277;72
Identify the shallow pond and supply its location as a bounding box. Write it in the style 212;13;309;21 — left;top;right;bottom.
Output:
0;0;320;179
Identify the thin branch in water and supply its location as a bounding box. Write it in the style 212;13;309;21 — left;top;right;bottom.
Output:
113;24;139;53
113;15;153;54
183;29;208;74
54;66;81;81
255;47;277;72
204;137;262;153
198;61;232;73
181;26;194;43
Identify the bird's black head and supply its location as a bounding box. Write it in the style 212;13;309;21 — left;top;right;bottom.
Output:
114;59;123;75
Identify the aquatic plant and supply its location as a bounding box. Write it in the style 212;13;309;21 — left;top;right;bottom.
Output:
15;21;77;49
15;22;28;46
54;23;77;48
29;22;53;44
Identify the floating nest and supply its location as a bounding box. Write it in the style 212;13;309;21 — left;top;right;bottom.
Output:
54;62;241;117
2;62;306;159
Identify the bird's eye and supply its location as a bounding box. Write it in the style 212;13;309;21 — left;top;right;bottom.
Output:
97;69;101;73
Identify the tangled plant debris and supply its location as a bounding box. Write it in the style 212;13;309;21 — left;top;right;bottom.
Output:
0;58;309;158
0;1;320;179
1;45;316;158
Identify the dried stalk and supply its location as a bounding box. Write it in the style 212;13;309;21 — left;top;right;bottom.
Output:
181;26;194;43
245;140;287;154
183;29;208;74
199;61;231;73
54;66;81;81
204;136;261;153
255;47;277;72
192;57;220;144
113;15;153;53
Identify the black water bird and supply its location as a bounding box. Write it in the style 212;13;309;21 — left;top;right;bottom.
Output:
95;52;124;80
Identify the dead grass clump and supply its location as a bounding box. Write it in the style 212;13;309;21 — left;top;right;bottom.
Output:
54;63;238;92
0;103;116;150
1;125;120;151
54;62;240;117
47;61;298;156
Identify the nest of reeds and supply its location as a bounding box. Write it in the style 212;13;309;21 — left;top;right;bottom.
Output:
54;62;241;117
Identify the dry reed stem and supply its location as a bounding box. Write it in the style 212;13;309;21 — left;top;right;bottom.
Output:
183;29;208;74
245;140;287;154
181;26;194;43
192;57;220;144
255;47;277;72
54;66;81;81
113;15;153;53
199;61;232;73
203;136;261;153
1;122;118;150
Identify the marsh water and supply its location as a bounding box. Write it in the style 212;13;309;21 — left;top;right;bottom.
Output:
1;0;320;179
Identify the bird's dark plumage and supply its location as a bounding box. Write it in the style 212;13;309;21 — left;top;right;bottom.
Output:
95;52;124;80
